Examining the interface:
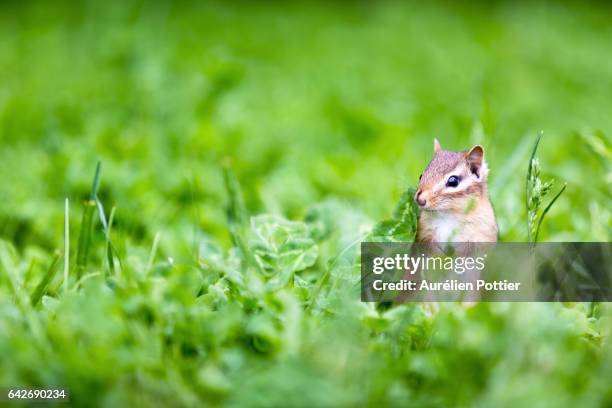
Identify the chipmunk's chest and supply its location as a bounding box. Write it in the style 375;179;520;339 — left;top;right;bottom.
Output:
419;212;462;242
417;208;498;243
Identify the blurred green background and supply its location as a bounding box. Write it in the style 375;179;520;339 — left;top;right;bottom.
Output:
0;1;611;407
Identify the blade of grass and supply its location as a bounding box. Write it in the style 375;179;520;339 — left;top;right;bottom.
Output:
534;183;567;243
77;161;124;279
223;163;248;229
90;161;108;235
92;166;124;277
222;163;262;274
96;199;108;234
74;272;103;290
146;232;161;274
31;253;61;306
105;206;116;276
76;162;105;278
76;199;96;278
526;131;543;242
90;161;102;200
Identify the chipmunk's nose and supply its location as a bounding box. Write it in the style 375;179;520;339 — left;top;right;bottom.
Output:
415;190;426;207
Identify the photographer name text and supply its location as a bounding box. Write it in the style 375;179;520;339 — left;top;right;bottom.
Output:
372;279;521;292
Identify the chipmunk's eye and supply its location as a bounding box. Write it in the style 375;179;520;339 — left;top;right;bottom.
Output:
446;175;460;187
419;174;422;181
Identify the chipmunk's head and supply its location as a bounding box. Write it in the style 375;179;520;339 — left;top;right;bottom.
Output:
415;139;489;213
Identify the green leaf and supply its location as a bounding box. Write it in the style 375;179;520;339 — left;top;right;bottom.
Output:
249;215;318;289
371;187;418;241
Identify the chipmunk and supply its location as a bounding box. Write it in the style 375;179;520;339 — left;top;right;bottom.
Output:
415;139;498;243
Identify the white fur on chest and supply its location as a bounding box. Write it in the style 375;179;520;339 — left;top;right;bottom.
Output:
429;213;462;242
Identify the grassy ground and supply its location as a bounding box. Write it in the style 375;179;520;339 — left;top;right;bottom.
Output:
0;1;610;407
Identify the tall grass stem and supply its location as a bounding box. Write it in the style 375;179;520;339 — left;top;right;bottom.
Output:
146;232;161;274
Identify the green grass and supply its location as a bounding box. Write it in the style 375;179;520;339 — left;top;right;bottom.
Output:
0;1;611;407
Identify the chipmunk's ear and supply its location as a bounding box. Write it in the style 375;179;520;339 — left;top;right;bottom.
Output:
466;145;485;177
433;138;442;153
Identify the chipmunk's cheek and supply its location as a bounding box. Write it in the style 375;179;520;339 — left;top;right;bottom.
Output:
449;198;470;213
434;202;448;211
435;197;456;211
426;196;442;211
